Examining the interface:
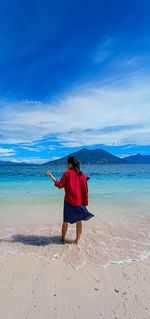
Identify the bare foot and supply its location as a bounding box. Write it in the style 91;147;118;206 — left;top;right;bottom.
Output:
75;238;79;246
61;237;65;243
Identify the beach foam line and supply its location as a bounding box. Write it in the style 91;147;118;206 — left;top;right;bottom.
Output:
1;246;150;270
1;223;150;269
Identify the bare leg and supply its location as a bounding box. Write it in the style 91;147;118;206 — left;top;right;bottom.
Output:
61;222;68;242
76;221;82;246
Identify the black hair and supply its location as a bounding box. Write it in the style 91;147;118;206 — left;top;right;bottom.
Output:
67;156;82;176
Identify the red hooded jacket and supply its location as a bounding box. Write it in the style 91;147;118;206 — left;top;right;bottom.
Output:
54;167;88;206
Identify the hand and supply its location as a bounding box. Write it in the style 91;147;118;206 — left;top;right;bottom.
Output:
47;169;52;177
46;169;56;183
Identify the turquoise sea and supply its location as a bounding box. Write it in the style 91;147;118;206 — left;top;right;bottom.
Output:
0;164;150;268
0;163;150;204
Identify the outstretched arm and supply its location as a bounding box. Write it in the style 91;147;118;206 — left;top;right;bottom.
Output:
47;170;66;189
47;170;56;183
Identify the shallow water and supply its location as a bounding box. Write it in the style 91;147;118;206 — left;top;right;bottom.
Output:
0;217;150;269
0;164;150;268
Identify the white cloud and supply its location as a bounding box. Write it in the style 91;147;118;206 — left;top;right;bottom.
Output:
11;158;31;163
10;158;49;164
0;73;150;148
0;148;15;156
21;145;55;152
51;156;61;160
119;153;137;158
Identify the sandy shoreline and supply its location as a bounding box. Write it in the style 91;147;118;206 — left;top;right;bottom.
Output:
0;253;150;319
0;201;150;318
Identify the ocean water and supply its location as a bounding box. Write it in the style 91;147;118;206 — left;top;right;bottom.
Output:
0;164;150;268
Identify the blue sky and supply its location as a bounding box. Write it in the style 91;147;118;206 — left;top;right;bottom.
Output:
0;0;150;163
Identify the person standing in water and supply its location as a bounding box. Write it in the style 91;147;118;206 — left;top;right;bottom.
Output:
47;156;94;245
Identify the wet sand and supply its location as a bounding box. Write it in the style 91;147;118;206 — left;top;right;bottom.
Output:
0;202;150;318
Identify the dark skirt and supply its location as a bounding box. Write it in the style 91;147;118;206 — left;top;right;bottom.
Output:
63;200;95;224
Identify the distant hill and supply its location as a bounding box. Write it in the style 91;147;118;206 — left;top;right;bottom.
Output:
0;161;35;166
124;153;150;164
42;148;126;165
2;149;150;166
0;161;19;165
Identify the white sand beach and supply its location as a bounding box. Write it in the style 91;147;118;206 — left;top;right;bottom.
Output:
0;253;150;319
0;199;150;319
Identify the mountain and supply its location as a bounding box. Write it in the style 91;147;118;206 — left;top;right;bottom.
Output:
0;161;19;165
2;150;150;166
0;161;36;165
42;148;126;165
124;153;150;164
